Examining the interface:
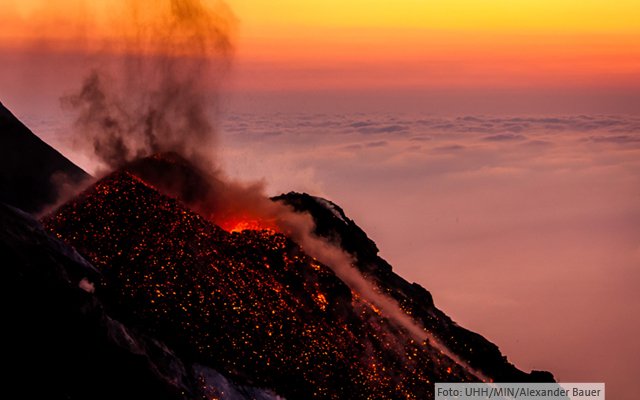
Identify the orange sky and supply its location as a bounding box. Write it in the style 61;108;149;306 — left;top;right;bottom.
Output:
1;0;639;112
227;0;640;90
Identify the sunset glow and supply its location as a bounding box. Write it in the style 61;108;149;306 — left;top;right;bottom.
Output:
2;0;639;94
231;0;640;92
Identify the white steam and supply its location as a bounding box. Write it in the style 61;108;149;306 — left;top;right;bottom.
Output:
275;207;489;382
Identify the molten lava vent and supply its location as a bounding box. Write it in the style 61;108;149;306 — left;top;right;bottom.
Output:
218;217;278;233
121;152;280;234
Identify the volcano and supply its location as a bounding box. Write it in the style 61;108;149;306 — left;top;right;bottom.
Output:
2;103;554;399
42;154;553;399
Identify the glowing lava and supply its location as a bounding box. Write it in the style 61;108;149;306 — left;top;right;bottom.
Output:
216;216;279;233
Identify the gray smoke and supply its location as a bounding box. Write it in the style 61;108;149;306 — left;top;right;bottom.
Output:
62;0;234;169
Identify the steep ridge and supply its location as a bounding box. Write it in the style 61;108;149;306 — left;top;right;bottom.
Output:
0;101;89;214
275;193;555;383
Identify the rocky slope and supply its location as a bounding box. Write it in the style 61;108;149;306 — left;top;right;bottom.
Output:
0;101;89;214
42;155;554;399
0;201;283;400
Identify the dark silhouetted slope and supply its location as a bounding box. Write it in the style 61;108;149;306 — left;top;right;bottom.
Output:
0;201;284;400
0;101;88;213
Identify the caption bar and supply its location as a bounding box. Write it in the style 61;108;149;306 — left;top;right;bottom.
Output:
435;383;604;400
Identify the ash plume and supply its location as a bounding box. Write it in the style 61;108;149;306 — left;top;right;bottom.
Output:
63;0;234;170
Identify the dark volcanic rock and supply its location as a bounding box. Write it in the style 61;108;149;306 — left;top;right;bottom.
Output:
0;202;279;400
1;202;190;399
0;101;88;214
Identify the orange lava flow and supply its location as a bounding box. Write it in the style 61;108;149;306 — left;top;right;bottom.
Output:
216;216;279;234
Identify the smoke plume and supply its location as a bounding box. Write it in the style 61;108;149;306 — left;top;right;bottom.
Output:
63;0;234;170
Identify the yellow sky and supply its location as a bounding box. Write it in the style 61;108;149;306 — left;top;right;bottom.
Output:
230;0;640;33
3;0;639;41
1;0;639;91
226;0;640;90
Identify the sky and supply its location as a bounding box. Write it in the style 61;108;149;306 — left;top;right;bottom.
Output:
1;0;640;398
226;0;640;114
1;0;640;113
